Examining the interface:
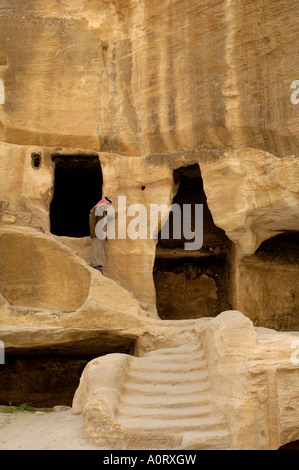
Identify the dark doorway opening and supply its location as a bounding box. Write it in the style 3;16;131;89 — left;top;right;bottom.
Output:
0;335;135;408
154;164;232;320
157;164;229;250
154;256;230;320
278;440;299;450
50;155;103;238
255;231;299;264
244;230;299;331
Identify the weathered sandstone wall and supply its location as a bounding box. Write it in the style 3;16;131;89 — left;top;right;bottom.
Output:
0;0;298;156
0;0;298;450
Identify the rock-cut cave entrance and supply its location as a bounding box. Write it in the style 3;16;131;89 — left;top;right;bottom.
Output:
243;230;299;331
0;335;135;408
154;164;232;320
50;155;103;238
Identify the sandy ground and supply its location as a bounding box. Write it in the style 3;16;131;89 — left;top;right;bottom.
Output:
2;408;296;453
0;408;102;450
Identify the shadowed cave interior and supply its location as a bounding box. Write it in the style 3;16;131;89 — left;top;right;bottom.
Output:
154;164;232;320
0;335;135;408
50;155;103;238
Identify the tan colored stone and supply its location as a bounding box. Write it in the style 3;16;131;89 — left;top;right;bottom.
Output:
0;0;298;452
200;149;299;256
0;142;297;326
155;271;217;320
0;1;298;157
72;311;299;450
0;214;16;224
0;227;90;312
231;254;299;330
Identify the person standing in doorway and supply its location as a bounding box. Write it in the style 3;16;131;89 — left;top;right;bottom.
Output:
89;197;112;270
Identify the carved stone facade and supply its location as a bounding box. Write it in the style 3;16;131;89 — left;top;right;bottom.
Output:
0;0;298;450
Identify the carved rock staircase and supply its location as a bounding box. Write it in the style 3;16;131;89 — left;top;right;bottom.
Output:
113;339;231;449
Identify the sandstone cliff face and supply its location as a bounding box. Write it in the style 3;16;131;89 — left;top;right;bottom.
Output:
1;141;297;329
0;0;298;156
0;0;298;450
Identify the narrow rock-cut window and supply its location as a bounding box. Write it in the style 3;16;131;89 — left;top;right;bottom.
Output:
31;153;41;169
50;155;103;238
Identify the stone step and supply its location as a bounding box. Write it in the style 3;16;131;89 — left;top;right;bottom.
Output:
181;429;232;450
119;393;212;409
123;368;209;385
129;357;208;372
144;342;203;358
116;412;228;432
121;376;210;394
139;352;205;365
118;402;214;418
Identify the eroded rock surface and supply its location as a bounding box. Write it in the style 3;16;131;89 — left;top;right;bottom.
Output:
0;0;298;156
0;0;298;451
